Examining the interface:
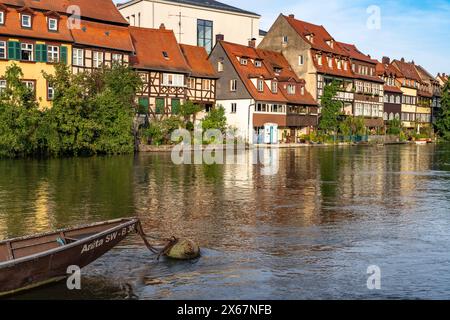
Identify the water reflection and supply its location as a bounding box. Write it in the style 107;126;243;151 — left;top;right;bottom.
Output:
1;144;450;299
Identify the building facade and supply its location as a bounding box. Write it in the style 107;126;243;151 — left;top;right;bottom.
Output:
129;25;217;119
376;57;403;124
258;14;356;119
338;41;384;130
0;0;133;109
209;40;318;144
118;0;260;53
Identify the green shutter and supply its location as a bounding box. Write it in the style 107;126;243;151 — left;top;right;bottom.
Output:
35;44;47;63
138;97;149;114
155;98;165;114
8;41;19;60
60;46;68;64
171;99;180;115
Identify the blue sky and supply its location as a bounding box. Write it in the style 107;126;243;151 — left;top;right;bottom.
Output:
115;0;450;75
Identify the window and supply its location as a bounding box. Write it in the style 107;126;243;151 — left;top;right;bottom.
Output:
187;77;195;89
0;11;4;25
257;79;264;92
21;43;33;61
0;80;6;93
48;18;58;31
73;48;84;66
218;61;224;72
337;59;342;69
240;58;248;65
47;82;55;100
162;51;169;59
230;79;237;92
298;55;304;66
282;36;288;44
197;19;213;54
396;96;401;104
112;53;123;64
301;87;305;95
287;84;296;95
202;79;210;90
255;60;262;68
344;61;348;71
384;94;388;103
271;81;278;93
0;41;6;59
47;46;59;63
93;51;103;68
171;99;180;115
162;73;184;86
21;14;31;28
327;57;332;68
231;103;237;114
317;54;322;66
23;81;35;93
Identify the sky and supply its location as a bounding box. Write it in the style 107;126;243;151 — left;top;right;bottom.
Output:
114;0;450;75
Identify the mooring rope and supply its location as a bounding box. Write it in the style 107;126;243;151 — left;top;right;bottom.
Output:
136;221;179;259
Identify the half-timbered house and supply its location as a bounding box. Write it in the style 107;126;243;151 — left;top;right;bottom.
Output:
129;25;217;119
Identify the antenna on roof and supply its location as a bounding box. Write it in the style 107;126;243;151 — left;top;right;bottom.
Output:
169;11;194;43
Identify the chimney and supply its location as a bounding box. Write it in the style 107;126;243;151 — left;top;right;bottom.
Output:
289;14;295;18
216;34;224;42
248;38;256;48
382;56;390;64
411;60;415;65
159;23;166;30
401;57;405;62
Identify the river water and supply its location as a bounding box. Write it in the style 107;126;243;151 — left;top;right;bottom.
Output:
1;144;450;300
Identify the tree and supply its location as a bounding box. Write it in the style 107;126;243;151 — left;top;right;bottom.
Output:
202;105;227;133
0;64;41;157
387;118;402;135
319;81;342;136
179;100;203;127
435;81;450;141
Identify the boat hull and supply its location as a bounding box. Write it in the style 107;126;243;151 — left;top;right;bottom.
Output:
0;218;140;297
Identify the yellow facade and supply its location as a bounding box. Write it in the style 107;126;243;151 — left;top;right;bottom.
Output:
400;86;417;129
0;39;72;110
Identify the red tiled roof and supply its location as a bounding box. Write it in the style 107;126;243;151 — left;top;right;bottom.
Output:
284;15;348;56
129;27;191;73
376;62;403;78
0;0;128;25
220;41;317;105
312;50;354;79
71;20;134;52
384;85;403;94
392;59;421;81
180;44;217;79
0;6;73;42
337;42;378;64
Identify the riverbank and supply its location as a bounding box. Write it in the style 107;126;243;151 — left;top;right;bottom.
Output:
137;140;415;153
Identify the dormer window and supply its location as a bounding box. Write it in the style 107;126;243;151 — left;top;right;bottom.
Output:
255;60;262;68
305;34;314;43
271;81;278;93
287;84;296;95
257;79;264;92
337;59;342;69
162;51;169;59
274;67;282;74
326;40;334;48
327;57;332;68
301;87;305;95
240;58;248;65
0;11;5;25
317;54;322;66
21;14;31;28
344;61;348;71
48;18;58;31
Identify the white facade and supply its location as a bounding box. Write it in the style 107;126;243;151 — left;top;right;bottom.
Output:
218;99;255;143
118;0;260;52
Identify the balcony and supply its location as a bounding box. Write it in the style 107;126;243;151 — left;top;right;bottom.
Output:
286;114;319;127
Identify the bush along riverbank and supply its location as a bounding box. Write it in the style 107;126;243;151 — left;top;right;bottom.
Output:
0;63;141;158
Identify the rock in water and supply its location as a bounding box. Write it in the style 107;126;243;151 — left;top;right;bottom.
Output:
166;239;201;260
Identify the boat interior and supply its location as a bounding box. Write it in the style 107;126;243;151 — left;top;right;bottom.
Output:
0;220;127;264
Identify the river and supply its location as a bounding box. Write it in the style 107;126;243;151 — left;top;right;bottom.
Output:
1;144;450;299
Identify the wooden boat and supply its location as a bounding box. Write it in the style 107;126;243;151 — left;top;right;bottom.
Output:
0;218;142;297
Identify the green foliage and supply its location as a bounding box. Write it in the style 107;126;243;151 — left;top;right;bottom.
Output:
0;64;41;157
435;81;450;140
143;116;183;145
179;100;203;125
386;118;402;135
319;81;343;135
0;63;142;157
202;105;227;133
